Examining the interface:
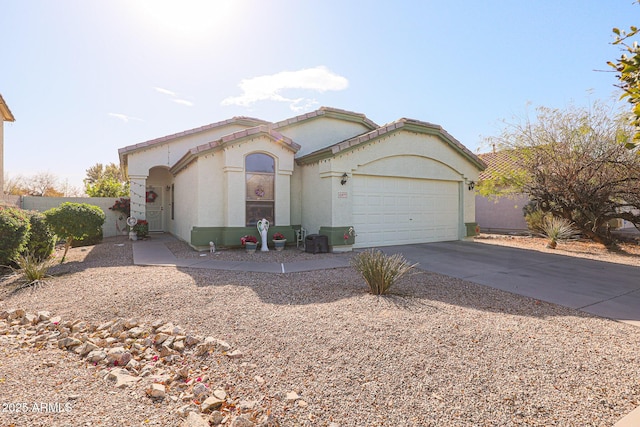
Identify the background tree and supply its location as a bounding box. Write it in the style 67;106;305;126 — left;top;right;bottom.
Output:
482;102;640;247
4;172;82;197
84;162;129;197
608;8;640;147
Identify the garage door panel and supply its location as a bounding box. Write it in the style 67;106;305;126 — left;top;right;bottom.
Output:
353;175;459;248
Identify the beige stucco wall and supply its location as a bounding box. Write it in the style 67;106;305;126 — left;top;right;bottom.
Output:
279;117;371;157
173;161;199;242
298;160;333;235
300;131;481;232
126;123;252;177
170;134;296;236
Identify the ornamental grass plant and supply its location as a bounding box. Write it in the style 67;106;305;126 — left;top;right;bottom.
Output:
351;249;418;295
541;216;578;249
13;252;55;290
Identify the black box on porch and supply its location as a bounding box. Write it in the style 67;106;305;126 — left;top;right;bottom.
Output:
305;234;329;254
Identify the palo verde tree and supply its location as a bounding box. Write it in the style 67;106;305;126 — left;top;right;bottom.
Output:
482;102;640;247
44;202;105;262
608;2;640;147
84;162;129;197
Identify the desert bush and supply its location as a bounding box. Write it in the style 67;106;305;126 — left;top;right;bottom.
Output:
351;249;417;295
523;202;550;235
24;211;56;261
44;202;105;262
541;216;578;249
0;207;30;266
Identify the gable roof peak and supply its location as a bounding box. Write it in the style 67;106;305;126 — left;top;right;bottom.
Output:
273;106;378;130
0;94;15;122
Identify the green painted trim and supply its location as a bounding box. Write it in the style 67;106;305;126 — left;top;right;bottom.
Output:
319;226;355;246
465;222;479;237
191;226;296;249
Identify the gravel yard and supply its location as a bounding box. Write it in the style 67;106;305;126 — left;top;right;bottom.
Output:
1;234;640;426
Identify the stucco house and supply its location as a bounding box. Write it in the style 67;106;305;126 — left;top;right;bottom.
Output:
118;107;485;251
0;93;16;195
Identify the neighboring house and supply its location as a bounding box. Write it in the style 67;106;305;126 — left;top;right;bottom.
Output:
475;150;529;233
118;107;485;250
0;93;16;196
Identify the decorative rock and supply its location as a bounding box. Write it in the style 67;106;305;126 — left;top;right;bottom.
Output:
37;311;51;322
185;335;201;346
58;337;83;349
255;375;265;385
226;349;243;359
173;339;185;352
201;395;224;412
285;391;300;402
124;318;139;329
181;411;210;427
192;383;209;400
154;333;169;345
106;368;141;388
86;350;107;363
209;411;225;425
148;383;166;398
230;415;255;427
297;399;308;407
127;326;145;338
156;322;175;335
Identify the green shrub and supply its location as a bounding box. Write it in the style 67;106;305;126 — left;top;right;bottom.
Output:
71;228;103;247
44;202;105;262
0;207;31;266
24;211;56;261
351;249;417;295
523;202;550;235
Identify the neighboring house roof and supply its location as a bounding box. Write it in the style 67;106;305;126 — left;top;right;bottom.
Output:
0;94;15;122
170;125;300;175
272;106;378;131
477;150;523;180
118;116;269;157
297;117;486;171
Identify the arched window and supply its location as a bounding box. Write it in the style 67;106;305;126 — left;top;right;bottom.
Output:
246;153;275;226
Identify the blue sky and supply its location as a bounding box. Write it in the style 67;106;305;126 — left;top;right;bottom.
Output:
1;0;637;192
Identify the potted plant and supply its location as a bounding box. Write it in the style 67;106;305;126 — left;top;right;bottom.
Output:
272;232;286;251
133;220;149;239
241;235;258;253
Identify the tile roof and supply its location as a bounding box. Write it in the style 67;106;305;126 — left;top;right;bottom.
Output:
170;125;300;175
118;116;269;156
0;94;15;122
477;150;524;180
272;106;378;130
297;117;486;170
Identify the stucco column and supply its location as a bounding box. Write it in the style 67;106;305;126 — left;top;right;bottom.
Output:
129;175;147;221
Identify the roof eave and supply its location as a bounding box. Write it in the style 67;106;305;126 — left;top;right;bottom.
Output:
0;94;15;122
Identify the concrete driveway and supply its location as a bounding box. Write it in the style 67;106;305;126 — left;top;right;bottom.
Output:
381;241;640;327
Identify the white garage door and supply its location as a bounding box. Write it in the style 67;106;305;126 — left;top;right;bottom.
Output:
352;175;460;248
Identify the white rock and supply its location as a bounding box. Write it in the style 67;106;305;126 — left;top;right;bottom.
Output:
181;411;209;426
37;311;51;322
285;391;300;402
106;368;141;388
127;326;145;338
86;350;107;363
148;383;166;398
226;349;243;359
200;395;224;412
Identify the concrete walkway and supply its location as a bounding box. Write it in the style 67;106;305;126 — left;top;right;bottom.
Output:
131;234;350;273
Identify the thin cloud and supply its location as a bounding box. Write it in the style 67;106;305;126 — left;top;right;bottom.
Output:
154;86;194;107
108;113;142;123
173;99;194;107
221;66;348;111
154;87;176;96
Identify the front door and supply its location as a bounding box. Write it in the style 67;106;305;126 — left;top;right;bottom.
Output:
146;185;164;232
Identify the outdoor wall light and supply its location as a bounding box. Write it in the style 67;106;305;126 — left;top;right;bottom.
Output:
341;173;349;185
468;181;475;191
